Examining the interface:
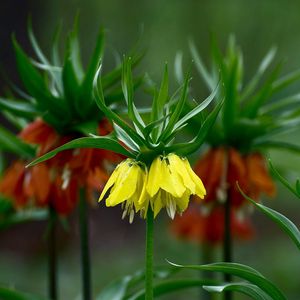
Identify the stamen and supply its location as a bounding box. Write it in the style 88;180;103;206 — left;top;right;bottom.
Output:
129;209;135;223
62;168;71;190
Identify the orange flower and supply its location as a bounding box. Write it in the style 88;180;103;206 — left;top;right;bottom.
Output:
0;118;122;215
194;147;276;207
19;118;61;156
171;205;254;245
0;161;27;207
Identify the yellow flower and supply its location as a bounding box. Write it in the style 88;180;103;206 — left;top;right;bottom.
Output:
99;154;206;222
99;158;147;223
145;153;206;218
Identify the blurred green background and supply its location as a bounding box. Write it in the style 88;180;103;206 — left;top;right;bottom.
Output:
1;0;300;299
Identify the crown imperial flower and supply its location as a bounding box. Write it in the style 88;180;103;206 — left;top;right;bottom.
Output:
99;158;147;223
28;57;220;222
99;154;206;221
146;154;206;219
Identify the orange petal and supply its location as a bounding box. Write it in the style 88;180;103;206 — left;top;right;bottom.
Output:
227;148;248;207
194;148;225;203
31;164;51;206
246;153;276;198
0;161;27;207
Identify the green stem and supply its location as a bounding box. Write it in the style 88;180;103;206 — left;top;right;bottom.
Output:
221;148;232;300
48;206;58;300
201;243;215;300
145;209;154;300
79;189;92;300
223;196;233;300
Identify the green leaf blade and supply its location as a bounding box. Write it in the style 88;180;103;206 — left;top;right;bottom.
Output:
27;136;134;167
168;261;286;300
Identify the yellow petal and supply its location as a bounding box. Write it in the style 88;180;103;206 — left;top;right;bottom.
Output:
152;190;163;218
106;164;139;206
160;158;186;197
175;191;191;212
168;154;196;194
98;161;124;201
183;158;206;198
137;171;148;205
146;156;163;197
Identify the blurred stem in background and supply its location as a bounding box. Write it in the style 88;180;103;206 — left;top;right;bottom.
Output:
201;244;215;300
222;149;232;300
79;189;91;300
145;209;154;300
48;206;58;300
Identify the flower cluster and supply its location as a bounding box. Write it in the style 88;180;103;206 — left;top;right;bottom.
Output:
29;57;219;221
0;22;137;216
0;119;119;215
172;147;273;244
171;205;254;245
171;37;300;244
99;154;206;222
194;147;276;207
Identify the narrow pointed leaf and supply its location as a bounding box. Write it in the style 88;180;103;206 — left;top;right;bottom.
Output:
28;19;61;88
260;93;300;115
243;63;281;118
240;47;277;102
0;98;40;118
122;57;145;133
151;63;169;141
96;276;132;300
2;111;28;130
173;82;219;131
167;99;223;155
238;184;300;250
0;126;35;158
204;282;272;300
268;160;300;198
0;286;46;300
253;141;300;154
189;39;215;90
168;261;286;300
68;16;84;81
174;51;184;84
78;27;105;115
93;67;145;147
27;136;134;167
62;53;79;114
272;69;300;94
13;38;69;118
114;124;140;153
159;73;190;141
126;278;219;300
13;38;50;100
102;51;144;90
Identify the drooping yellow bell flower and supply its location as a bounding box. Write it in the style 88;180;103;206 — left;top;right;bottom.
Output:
99;158;147;223
144;153;206;218
99;154;206;222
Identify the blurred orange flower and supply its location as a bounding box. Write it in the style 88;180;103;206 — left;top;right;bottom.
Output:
194;147;276;207
0;119;121;215
171;147;275;244
171;205;254;245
